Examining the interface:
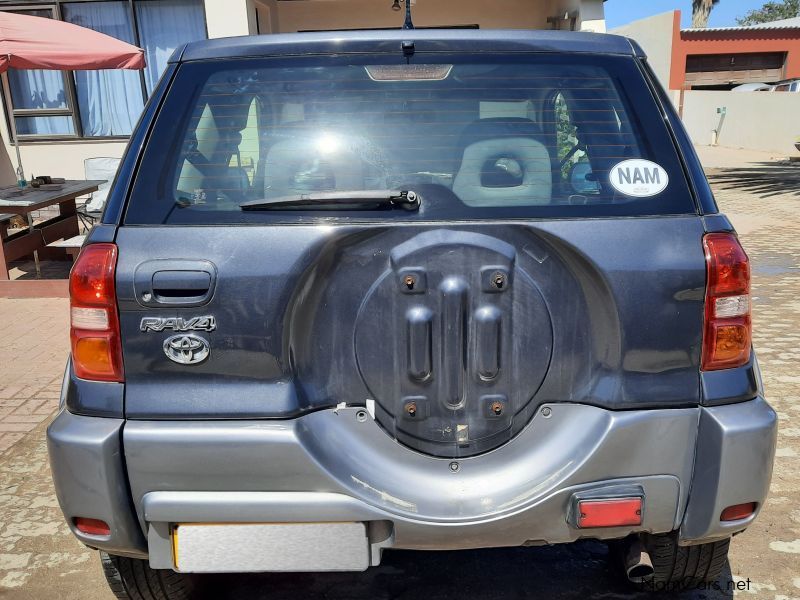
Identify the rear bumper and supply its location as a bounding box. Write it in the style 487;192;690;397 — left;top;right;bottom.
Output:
46;411;147;559
47;397;776;570
679;397;778;544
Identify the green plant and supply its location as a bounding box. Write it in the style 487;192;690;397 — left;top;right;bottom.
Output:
737;0;800;25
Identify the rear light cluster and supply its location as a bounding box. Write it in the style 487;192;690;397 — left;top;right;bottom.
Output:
70;243;124;382
702;233;752;371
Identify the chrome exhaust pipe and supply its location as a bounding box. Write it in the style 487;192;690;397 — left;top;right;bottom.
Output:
624;536;654;584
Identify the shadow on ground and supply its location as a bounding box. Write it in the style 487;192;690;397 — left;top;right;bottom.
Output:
188;542;736;600
8;257;72;280
706;161;800;198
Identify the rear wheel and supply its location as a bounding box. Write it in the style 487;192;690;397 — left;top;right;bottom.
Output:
101;552;197;600
626;533;730;592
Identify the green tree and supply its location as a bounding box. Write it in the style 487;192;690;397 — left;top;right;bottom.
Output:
692;0;721;28
737;0;800;25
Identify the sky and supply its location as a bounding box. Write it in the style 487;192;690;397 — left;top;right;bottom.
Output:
604;0;774;30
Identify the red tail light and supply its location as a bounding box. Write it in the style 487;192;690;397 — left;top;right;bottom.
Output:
70;243;124;382
702;233;751;371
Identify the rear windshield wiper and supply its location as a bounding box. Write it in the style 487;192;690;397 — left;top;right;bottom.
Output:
240;190;420;211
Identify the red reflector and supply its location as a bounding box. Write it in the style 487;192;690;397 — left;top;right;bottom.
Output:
577;497;642;528
74;517;111;536
720;502;756;522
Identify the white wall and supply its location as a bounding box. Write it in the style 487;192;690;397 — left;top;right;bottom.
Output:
681;90;800;154
610;11;675;90
275;0;552;31
570;0;606;32
0;135;128;189
204;0;257;38
272;0;605;32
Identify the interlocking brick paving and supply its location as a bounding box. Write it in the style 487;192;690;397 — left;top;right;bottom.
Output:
0;156;798;599
704;163;800;600
0;298;67;453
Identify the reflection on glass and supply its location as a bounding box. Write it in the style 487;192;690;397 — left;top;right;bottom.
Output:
316;134;342;155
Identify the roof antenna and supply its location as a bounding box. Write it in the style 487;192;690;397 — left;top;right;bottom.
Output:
402;0;414;30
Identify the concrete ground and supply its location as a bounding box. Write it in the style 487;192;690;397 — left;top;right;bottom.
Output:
693;145;790;170
1;146;799;599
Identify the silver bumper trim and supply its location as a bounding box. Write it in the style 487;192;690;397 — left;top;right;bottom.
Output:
46;411;147;558
125;403;699;525
144;477;680;569
679;396;777;544
46;397;777;562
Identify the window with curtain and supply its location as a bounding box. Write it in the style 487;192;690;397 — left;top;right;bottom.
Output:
3;0;206;139
135;0;207;94
6;8;75;135
62;2;144;136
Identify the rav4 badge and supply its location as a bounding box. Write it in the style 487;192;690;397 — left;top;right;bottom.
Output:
140;316;216;332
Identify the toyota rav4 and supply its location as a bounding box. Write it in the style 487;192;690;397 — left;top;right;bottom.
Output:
47;29;777;599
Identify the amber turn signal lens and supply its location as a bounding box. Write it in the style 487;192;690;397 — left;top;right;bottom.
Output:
720;502;757;522
73;337;114;376
708;322;750;365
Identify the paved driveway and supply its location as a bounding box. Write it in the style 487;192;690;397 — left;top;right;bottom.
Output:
0;150;799;599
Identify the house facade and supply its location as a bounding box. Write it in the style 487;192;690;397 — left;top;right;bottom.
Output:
612;11;800;91
612;11;800;155
0;0;606;185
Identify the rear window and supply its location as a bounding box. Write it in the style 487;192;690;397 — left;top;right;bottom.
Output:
125;53;695;225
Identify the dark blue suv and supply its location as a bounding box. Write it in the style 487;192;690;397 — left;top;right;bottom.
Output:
47;29;777;599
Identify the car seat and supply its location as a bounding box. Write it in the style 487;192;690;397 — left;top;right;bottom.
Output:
452;118;552;207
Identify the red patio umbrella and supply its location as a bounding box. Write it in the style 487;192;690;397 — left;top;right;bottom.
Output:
0;10;145;180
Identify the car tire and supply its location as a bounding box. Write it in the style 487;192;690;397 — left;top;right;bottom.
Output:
626;533;730;592
101;552;198;600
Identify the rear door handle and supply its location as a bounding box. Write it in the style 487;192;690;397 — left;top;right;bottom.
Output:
152;270;211;302
134;260;217;307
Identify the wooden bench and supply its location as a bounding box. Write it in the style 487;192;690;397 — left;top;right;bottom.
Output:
0;213;44;280
47;234;86;260
0;180;102;279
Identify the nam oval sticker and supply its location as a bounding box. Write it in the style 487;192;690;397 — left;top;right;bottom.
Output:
609;159;669;198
